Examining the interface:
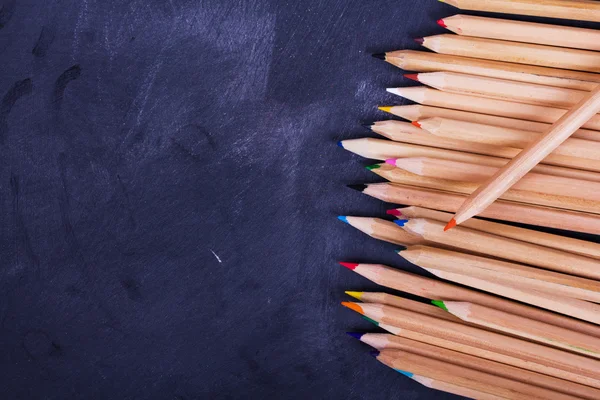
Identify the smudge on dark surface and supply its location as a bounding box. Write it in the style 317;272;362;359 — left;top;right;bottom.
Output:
22;330;62;359
0;0;16;29
11;174;40;270
121;278;142;301
0;78;33;142
32;26;55;57
52;65;81;109
117;174;136;228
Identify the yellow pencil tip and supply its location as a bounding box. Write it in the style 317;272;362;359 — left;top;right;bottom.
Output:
345;291;363;301
444;218;457;231
378;106;392;113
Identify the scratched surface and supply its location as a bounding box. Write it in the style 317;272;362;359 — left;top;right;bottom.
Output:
1;1;599;399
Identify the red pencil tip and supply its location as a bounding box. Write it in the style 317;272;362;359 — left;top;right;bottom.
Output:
444;218;457;231
404;74;419;82
414;38;424;45
412;121;421;129
386;209;402;216
437;19;447;28
339;262;359;270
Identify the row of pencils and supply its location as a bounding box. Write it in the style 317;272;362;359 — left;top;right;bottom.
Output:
339;1;600;399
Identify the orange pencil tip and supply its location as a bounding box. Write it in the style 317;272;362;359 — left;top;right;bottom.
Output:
341;302;365;315
411;121;421;129
444;218;457;231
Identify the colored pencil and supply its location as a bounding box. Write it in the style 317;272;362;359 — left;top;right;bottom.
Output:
409;373;506;400
438;301;600;359
343;302;600;389
341;138;600;183
381;104;600;143
386;86;600;131
353;182;600;234
410;71;594;110
400;245;600;302
416;117;600;164
339;263;600;337
373;348;574;400
363;322;600;400
389;157;600;202
400;218;600;281
439;0;600;23
419;34;600;72
344;291;464;324
448;82;600;227
371;163;600;214
439;14;600;51
377;50;600;91
337;216;422;246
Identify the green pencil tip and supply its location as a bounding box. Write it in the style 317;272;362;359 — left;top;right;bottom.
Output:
365;164;381;171
431;300;448;312
362;316;379;326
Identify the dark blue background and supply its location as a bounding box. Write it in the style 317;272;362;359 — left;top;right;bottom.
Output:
1;1;599;399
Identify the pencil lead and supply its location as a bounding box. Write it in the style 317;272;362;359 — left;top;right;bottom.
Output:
347;184;367;193
386;209;402;217
378;106;392;114
341;302;365;315
337;141;345;149
444;218;457;231
385;159;397;166
394;219;409;227
370;350;380;358
372;53;386;60
345;291;363;300
395;246;407;253
437;19;447;28
338;216;349;224
365;164;381;171
346;332;365;340
431;300;449;312
339;262;359;270
361;122;373;130
414;37;424;45
395;370;414;378
362;316;379;326
404;74;419;82
411;121;421;128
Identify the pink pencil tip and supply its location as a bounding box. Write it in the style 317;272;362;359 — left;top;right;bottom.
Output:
386;209;402;216
404;74;419;82
412;121;421;129
414;38;424;45
385;159;397;166
339;262;359;270
444;218;457;231
437;19;447;28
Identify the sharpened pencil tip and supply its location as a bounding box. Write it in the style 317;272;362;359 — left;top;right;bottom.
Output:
396;245;407;253
362;316;379;326
404;74;419;82
338;216;349;224
378;106;392;114
365;164;381;171
394;219;409;227
412;121;421;129
444;218;457;231
341;302;365;315
372;53;386;60
432;300;449;312
395;370;414;378
346;332;365;340
339;262;359;270
437;19;447;28
385;159;396;166
370;350;380;358
361;122;373;130
345;291;363;300
347;184;367;193
337;141;344;149
387;209;402;217
414;37;424;45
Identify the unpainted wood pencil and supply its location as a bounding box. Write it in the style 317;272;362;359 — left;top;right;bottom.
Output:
439;301;600;358
379;50;600;91
439;14;600;51
338;216;422;246
340;263;600;337
410;374;505;400
420;34;600;72
439;0;600;23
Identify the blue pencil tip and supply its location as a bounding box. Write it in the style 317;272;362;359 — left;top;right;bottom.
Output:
338;216;349;224
395;369;414;378
346;332;364;340
337;141;344;149
394;219;410;227
370;350;380;358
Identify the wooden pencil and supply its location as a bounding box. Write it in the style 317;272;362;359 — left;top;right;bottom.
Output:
344;302;600;389
354;181;600;234
337;216;423;246
340;263;600;337
439;14;600;51
371;163;600;214
382;104;600;142
439;301;600;359
449;82;600;227
364;324;600;400
400;245;600;302
373;349;574;400
400;218;600;281
409;373;506;400
341;138;600;183
416;116;600;164
419;34;600;72
390;157;600;202
410;71;593;109
395;209;600;260
386;86;600;131
439;0;600;23
354;333;600;400
378;50;600;91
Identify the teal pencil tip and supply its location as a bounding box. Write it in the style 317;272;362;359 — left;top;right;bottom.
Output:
362;316;379;326
338;216;349;224
395;369;414;378
431;300;448;312
365;164;381;171
395;245;407;253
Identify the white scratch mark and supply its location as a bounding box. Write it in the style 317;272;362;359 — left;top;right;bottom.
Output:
72;0;89;60
210;250;222;263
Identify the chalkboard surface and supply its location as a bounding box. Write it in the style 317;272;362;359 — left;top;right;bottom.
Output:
1;1;599;399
